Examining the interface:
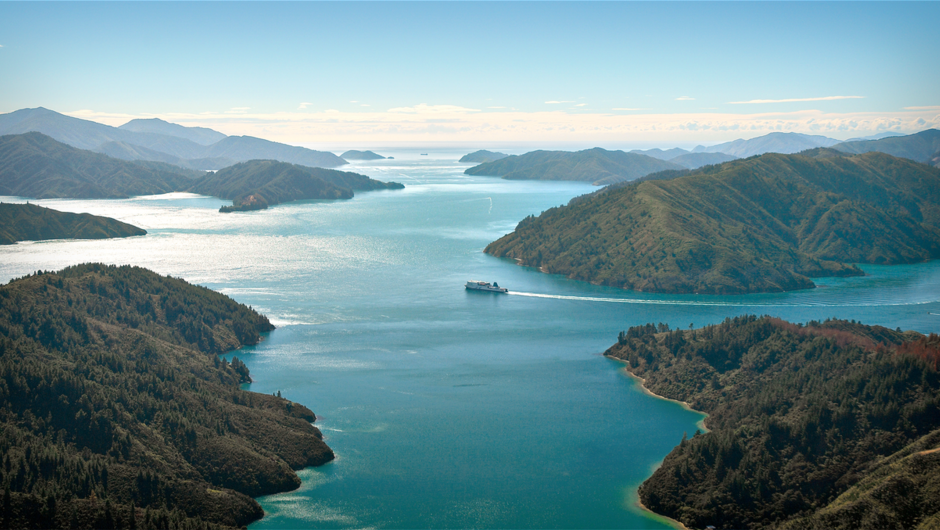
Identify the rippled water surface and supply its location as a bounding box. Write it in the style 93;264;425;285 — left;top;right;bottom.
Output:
2;152;939;528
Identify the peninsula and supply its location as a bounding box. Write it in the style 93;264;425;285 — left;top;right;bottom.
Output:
187;159;404;212
606;316;940;529
459;150;508;163
464;148;683;185
485;149;940;294
0;202;146;244
0;264;334;529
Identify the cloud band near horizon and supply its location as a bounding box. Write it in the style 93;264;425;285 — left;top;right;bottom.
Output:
60;106;940;147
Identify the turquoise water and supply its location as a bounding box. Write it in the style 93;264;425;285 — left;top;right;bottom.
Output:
2;152;939;528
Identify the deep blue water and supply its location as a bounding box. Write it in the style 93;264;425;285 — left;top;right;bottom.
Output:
2;152;938;528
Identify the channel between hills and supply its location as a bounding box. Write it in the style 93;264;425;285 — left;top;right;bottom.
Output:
0;264;334;530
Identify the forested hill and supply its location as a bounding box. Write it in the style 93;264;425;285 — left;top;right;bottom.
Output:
0;203;146;245
464;148;683;185
0;264;334;529
833;128;940;167
605;316;940;529
0;132;192;199
189;159;404;212
485;150;940;294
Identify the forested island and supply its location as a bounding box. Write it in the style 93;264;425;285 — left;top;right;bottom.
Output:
0;264;334;529
340;150;385;160
458;150;508;163
606;315;940;529
0;203;146;244
464;147;682;185
189;160;404;212
485;149;940;294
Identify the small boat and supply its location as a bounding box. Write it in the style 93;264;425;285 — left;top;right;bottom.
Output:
420;153;428;156
465;280;508;293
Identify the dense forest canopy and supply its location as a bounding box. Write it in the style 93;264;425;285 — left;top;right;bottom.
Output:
0;203;145;245
486;149;940;294
606;316;940;529
0;264;333;529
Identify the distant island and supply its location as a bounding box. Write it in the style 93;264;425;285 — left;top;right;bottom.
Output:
606;315;940;529
0;264;334;529
465;148;683;185
341;150;386;160
0;202;146;244
459;150;508;163
0;132;191;198
188;159;404;212
485;149;940;294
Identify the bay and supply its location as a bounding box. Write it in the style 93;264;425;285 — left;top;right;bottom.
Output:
1;152;938;528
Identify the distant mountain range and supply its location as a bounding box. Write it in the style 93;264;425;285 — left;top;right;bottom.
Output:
340;150;386;160
485;148;940;294
691;132;842;158
0;107;346;170
629;147;738;169
0;202;146;244
833;128;940;167
465;148;684;185
459;150;509;163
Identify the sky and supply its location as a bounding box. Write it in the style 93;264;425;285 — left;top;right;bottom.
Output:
1;1;939;149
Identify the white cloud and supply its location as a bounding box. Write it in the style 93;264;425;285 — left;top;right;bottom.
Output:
545;100;574;104
729;96;863;104
676;96;695;101
574;103;587;107
904;106;940;110
350;100;358;103
386;103;479;114
298;102;311;110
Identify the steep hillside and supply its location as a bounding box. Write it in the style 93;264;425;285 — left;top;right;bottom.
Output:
0;264;333;529
605;316;940;529
485;150;940;294
0;132;191;199
465;148;683;185
0;203;146;244
189;159;403;212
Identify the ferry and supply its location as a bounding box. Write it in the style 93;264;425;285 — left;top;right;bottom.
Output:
465;280;508;293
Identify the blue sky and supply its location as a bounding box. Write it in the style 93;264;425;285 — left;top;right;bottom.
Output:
1;2;938;148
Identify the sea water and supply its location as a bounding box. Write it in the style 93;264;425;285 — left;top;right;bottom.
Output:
1;152;938;528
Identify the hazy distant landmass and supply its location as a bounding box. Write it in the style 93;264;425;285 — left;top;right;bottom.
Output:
0;107;347;170
189;159;404;212
844;131;907;142
0;202;146;244
485;149;940;294
628;147;690;161
692;131;841;158
464;148;684;185
607;315;940;529
0;264;334;529
0;132;192;198
833;128;940;167
458;150;509;163
668;151;738;169
341;150;386;160
119;117;228;145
